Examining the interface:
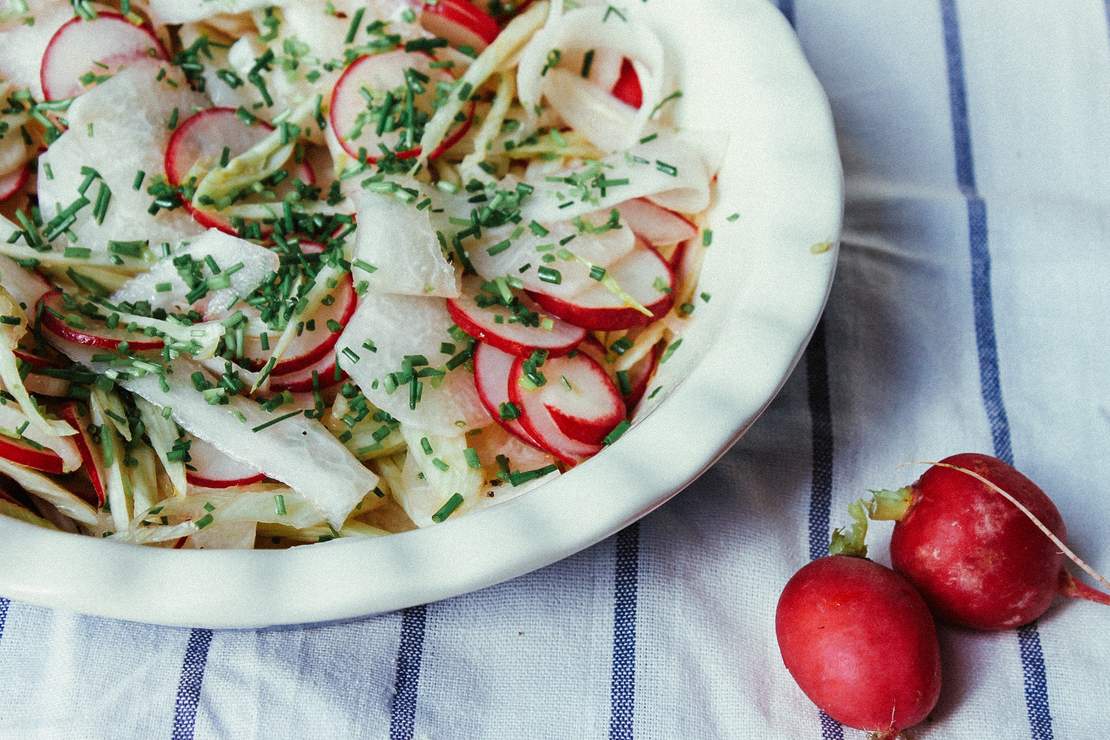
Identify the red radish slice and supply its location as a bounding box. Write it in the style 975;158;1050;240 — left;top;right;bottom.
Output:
39;291;164;351
416;0;501;52
59;402;105;506
617;199;697;247
13;349;59;370
0;164;29;201
509;351;622;463
269;353;345;394
40;12;167;101
473;342;541;447
329;50;474;162
623;341;662;411
164;107;274;232
447;279;586;358
0;428;69;474
185;436;266;489
611;58;642;109
239;273;357;376
527;246;675;331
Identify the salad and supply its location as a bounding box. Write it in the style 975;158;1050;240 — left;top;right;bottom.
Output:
0;0;718;548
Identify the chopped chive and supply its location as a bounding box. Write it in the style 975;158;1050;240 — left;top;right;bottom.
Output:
727;212;740;222
195;513;214;529
431;457;449;472
344;6;365;43
431;492;464;523
537;266;561;285
251;409;302;432
702;229;714;247
660;338;683;364
420;436;433;455
655;160;678;177
603;419;631;445
274;494;287;515
498;402;520;420
700;291;712;303
464;447;481;469
486;239;512;256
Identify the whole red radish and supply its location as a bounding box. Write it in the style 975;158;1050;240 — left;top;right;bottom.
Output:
871;452;1109;631
776;553;942;737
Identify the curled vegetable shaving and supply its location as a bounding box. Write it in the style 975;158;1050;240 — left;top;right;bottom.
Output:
0;286;75;437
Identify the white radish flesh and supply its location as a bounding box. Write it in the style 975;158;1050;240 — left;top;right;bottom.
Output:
40;12;167;101
447;277;585;357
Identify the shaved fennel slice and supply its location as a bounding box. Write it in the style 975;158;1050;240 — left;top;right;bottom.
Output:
541;69;640;152
350;186;459;298
0;458;97;525
521;133;712;223
0;403;81;472
89;390;131;531
468;216;635;298
517;5;664;149
0;253;51;310
111;230;279;316
397;426;482;527
37;62;207;253
115;486;325;544
336;293;489;435
134;396;187;496
460;72;516;184
418;1;550;166
188;522;257;549
145;0;293;25
123;361;376;528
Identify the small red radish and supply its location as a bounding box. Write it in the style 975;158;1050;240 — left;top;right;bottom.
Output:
268;354;345;395
616;199;698;248
776;552;942;738
472;342;543;447
869;453;1110;630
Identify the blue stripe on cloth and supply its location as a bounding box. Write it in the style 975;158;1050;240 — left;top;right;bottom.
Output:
171;628;213;740
608;522;640;740
389;605;427;740
805;324;844;740
0;597;8;642
940;2;1053;738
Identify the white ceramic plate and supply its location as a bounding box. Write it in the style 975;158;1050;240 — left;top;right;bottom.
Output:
0;0;842;628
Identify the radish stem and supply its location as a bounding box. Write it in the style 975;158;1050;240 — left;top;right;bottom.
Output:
917;461;1110;599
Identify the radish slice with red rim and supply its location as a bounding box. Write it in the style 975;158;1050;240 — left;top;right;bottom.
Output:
329;50;474;162
238;272;357;376
473;342;543;447
416;0;501;53
185;436;266;489
269;353;346;394
39;291;164;351
59;402;105;506
447;277;586;358
0;164;29;201
164;107;277;233
616;199;697;247
622;341;662;411
40;12;167;101
527;246;675;331
0;428;68;475
611;58;643;108
509;352;626;463
0;402;78;476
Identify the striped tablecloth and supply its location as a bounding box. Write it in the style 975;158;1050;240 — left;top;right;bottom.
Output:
2;1;1109;737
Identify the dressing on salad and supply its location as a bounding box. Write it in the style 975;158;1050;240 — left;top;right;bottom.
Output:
0;0;719;548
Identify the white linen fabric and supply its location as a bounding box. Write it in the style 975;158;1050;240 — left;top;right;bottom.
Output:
2;1;1109;738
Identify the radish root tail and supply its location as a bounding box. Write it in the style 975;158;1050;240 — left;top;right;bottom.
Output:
914;461;1110;602
1059;570;1110;606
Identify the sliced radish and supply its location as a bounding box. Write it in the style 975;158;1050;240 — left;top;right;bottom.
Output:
447;277;586;358
269;353;345;394
185;436;266;489
527;246;675;331
611;58;643;109
39;291;164;351
623;341;662;411
472;342;542;447
164;107;275;233
0;164;29;201
0;428;68;474
40;12;167;101
617;199;697;247
59;402;105;506
509;352;622;463
13;349;59;370
329;50;474;162
240;273;357;376
417;0;500;53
